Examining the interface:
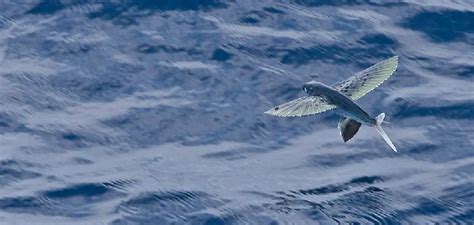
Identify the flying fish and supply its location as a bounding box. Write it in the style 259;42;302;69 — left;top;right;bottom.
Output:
265;56;399;152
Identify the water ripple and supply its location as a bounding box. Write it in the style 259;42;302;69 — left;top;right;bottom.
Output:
1;1;473;224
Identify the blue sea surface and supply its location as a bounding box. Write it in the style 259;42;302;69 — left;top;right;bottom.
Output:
0;1;473;224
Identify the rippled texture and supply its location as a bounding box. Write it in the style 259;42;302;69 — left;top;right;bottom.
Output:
1;1;473;224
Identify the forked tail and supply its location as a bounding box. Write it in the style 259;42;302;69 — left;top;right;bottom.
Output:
374;113;397;152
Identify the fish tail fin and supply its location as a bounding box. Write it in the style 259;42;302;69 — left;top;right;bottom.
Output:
374;113;397;152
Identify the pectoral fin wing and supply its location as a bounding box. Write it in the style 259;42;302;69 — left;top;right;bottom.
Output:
265;96;336;117
333;56;398;100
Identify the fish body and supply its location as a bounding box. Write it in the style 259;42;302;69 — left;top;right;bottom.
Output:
302;81;376;126
265;56;399;152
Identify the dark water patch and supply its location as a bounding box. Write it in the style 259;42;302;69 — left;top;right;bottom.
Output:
136;44;202;55
202;150;246;160
306;151;382;167
202;146;278;160
405;143;438;155
46;131;105;149
0;182;124;217
80;79;124;99
263;35;397;67
71;157;93;165
27;0;227;26
0;113;30;133
263;7;285;14
45;183;114;199
62;132;81;141
0;160;41;187
0;168;40;185
402;10;474;42
184;213;230;225
24;0;109;16
293;0;406;7
211;48;233;62
432;64;474;80
414;199;447;215
88;0;227;25
394;101;474;120
112;191;225;224
136;44;160;54
27;0;72;15
239;10;269;24
188;211;280;225
279;45;393;66
299;184;346;196
28;0;226;15
296;176;384;196
350;176;384;185
359;33;396;45
457;66;474;78
240;16;260;24
104;0;226;12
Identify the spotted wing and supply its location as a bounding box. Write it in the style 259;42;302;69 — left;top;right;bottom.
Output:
264;96;336;117
333;56;398;100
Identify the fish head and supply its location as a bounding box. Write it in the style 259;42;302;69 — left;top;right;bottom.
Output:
302;80;326;94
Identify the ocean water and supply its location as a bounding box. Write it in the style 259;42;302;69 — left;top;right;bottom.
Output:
0;1;473;224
